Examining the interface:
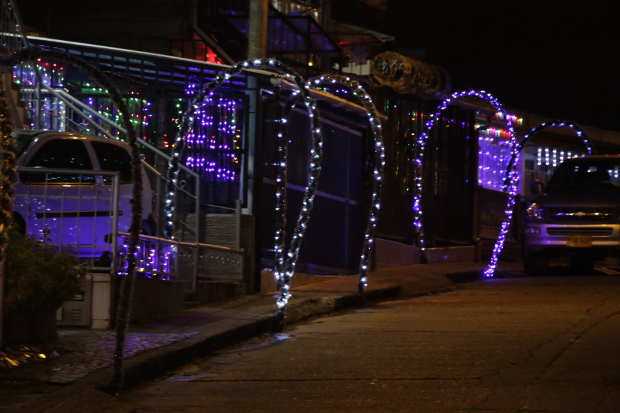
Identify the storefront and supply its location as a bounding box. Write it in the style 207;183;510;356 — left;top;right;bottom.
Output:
257;96;373;274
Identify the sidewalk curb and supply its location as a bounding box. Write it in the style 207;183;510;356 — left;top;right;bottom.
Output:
23;278;456;412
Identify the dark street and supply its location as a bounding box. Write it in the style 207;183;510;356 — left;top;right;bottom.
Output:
2;2;620;412
102;273;620;412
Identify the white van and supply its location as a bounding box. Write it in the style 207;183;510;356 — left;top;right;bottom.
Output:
13;131;154;262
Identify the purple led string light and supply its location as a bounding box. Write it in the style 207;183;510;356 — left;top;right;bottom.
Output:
306;74;386;293
411;90;516;258
482;120;592;278
477;125;513;192
163;58;303;240
117;239;174;281
181;89;240;182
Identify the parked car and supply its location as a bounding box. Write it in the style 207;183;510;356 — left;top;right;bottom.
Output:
12;130;154;263
522;155;620;274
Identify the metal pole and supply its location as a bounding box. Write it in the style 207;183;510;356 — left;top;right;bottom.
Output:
110;173;120;276
248;0;269;59
192;177;200;293
245;77;258;214
235;199;241;250
35;71;41;129
245;76;260;293
0;255;5;347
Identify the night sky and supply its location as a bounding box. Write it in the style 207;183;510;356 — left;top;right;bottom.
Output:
383;1;619;130
16;1;619;131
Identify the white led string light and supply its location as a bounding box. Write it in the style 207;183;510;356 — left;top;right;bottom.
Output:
537;147;583;166
306;74;386;293
161;59;323;314
272;87;324;313
164;58;305;239
483;121;592;278
274;84;324;312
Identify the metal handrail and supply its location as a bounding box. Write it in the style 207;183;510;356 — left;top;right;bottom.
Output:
203;203;237;212
141;160;197;200
117;231;244;254
38;87;119;141
4;32;379;117
17;166;120;176
23;85;202;184
47;87;126;136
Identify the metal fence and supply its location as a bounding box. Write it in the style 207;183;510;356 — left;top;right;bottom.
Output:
117;231;244;293
15;166;244;294
16;85;203;242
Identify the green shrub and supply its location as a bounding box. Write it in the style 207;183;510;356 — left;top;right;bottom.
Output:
4;232;84;314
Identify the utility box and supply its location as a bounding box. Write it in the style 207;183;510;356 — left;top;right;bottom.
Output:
57;274;93;327
56;273;113;329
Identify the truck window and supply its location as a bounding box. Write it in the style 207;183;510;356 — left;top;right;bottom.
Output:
22;139;95;184
91;142;132;183
547;160;620;192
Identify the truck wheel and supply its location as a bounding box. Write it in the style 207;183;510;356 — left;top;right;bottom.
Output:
523;253;547;276
570;255;594;274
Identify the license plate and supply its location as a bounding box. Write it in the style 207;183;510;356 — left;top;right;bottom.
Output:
567;236;593;248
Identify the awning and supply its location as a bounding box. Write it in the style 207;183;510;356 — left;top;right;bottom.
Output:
224;11;340;55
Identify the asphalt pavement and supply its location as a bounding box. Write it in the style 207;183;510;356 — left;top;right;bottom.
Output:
93;272;620;412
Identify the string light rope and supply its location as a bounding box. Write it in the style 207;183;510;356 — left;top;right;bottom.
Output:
306;75;386;293
270;87;324;311
412;90;515;256
161;59;323;313
483;121;592;278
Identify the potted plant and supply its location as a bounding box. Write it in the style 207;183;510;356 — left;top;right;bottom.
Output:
3;231;83;345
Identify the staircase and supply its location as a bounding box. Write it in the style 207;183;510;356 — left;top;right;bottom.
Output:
13;76;252;300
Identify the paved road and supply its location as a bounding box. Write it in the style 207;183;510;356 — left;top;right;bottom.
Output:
113;274;620;412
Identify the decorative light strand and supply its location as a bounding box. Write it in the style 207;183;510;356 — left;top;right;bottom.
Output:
273;77;323;312
411;90;516;256
117;239;174;281
477;122;514;191
272;91;295;302
161;58;324;315
306;74;386;293
162;58;304;240
79;90;153;140
180;90;242;182
483;121;592;278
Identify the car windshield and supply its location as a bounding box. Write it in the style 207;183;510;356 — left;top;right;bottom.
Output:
547;158;620;193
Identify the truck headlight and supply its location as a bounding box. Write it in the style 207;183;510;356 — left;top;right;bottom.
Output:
526;203;544;221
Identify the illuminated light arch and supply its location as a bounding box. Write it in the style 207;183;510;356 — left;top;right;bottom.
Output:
306;74;386;293
482;120;592;278
162;58;323;313
411;90;516;257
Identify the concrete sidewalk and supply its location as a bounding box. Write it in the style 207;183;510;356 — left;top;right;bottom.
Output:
0;261;492;412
